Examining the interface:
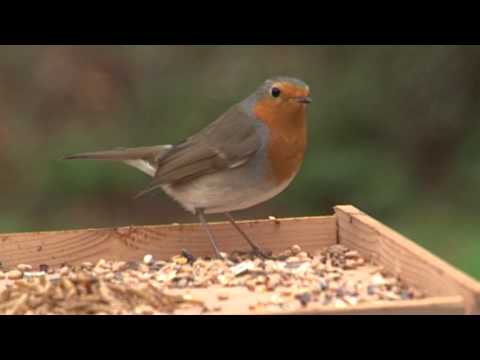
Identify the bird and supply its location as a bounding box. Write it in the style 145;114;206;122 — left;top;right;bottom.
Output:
64;76;311;259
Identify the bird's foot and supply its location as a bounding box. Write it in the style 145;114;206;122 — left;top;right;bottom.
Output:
249;247;275;260
224;248;274;261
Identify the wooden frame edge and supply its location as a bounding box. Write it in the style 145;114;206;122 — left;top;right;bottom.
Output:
335;205;480;315
0;215;337;268
267;295;465;315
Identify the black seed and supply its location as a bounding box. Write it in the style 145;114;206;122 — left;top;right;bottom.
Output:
39;264;49;272
181;249;196;263
295;292;312;307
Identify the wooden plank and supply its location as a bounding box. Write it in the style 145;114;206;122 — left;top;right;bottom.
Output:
0;216;337;269
168;286;464;315
335;205;480;315
271;296;465;315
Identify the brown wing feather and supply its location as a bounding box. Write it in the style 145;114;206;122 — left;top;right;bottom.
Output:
135;105;262;198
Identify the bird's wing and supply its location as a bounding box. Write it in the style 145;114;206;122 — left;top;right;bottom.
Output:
135;105;263;198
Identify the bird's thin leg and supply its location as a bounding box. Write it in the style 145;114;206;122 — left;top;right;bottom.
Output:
224;212;272;259
196;209;224;260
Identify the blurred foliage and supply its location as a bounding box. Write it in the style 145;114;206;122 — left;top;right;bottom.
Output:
0;45;479;278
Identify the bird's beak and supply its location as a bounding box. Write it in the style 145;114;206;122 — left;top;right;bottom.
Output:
295;96;312;104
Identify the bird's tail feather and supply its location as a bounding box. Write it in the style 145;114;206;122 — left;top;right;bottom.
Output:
64;145;175;178
63;145;172;162
64;145;175;198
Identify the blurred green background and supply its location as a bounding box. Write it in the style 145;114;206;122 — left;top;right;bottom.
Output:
0;45;478;278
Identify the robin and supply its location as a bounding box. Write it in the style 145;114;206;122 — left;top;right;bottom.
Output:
64;76;311;259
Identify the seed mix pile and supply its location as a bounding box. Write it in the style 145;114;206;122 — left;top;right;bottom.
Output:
0;244;423;315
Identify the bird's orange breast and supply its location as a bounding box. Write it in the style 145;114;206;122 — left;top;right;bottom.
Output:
254;100;307;185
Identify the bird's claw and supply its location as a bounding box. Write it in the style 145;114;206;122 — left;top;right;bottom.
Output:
250;248;275;260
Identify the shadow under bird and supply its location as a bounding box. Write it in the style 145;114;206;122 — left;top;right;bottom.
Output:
64;76;312;259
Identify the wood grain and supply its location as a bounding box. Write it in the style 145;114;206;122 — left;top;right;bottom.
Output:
335;205;480;315
169;286;464;315
0;216;337;269
272;296;465;315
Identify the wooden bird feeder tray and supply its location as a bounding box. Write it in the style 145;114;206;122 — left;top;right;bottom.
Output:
0;205;479;315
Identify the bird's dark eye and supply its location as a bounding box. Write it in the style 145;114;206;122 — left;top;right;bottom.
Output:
271;87;281;98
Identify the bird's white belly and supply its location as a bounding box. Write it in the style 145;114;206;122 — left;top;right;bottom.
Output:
127;150;299;215
161;171;296;214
